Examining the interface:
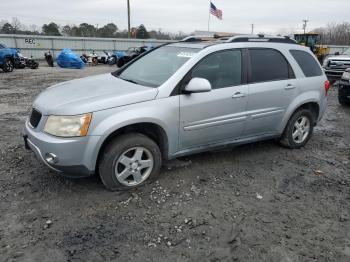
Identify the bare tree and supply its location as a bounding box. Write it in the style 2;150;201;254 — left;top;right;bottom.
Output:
29;24;39;33
0;19;7;29
313;22;350;45
11;17;22;33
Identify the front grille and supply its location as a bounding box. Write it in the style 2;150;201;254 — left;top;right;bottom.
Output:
29;108;42;128
329;60;350;70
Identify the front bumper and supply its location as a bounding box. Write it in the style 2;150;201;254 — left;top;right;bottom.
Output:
23;120;99;178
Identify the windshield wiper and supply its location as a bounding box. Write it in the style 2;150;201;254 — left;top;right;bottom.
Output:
119;77;139;85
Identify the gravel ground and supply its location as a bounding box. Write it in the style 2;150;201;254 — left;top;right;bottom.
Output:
0;65;349;262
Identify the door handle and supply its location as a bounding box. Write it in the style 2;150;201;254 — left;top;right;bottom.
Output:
232;92;245;98
285;84;295;90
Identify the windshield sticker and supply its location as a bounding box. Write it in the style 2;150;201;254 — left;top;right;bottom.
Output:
177;52;196;58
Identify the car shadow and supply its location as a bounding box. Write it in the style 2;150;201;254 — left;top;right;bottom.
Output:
35;139;281;193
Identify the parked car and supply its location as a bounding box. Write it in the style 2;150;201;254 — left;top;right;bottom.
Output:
116;45;153;67
338;68;350;105
0;43;18;72
23;35;329;191
323;48;350;82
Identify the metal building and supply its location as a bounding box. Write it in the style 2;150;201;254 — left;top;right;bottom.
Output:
0;34;172;59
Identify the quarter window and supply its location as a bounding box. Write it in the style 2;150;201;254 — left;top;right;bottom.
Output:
290;50;323;77
249;48;294;83
191;50;242;89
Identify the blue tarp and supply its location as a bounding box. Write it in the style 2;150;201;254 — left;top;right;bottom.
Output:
56;48;85;69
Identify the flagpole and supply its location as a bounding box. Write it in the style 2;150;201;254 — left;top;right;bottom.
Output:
207;1;211;32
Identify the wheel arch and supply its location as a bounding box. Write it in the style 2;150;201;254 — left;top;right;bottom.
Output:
95;122;169;173
279;95;321;134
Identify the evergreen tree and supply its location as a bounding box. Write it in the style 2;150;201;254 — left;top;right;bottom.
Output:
136;24;150;39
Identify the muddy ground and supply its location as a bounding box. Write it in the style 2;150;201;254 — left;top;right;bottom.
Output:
0;65;349;262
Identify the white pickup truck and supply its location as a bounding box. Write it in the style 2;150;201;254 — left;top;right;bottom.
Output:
323;48;350;82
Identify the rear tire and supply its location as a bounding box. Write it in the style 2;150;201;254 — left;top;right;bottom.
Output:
279;109;314;149
2;58;14;72
99;133;162;191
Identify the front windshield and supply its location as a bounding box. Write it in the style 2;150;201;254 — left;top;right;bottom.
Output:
342;48;350;55
116;46;199;87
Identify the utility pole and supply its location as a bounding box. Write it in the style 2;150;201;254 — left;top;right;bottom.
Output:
302;19;308;35
127;0;131;38
251;23;254;34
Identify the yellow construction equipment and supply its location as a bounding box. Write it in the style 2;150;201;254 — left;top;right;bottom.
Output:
294;33;330;63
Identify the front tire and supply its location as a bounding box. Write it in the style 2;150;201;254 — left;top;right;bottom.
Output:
279;109;314;149
99;133;162;191
2;58;14;72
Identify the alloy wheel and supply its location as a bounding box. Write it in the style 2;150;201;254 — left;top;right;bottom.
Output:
292;116;310;144
114;147;154;186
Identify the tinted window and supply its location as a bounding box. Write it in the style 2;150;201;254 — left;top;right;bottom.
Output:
192;50;242;89
249;48;293;83
290;50;323;77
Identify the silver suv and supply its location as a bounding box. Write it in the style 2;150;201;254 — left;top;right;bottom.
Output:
23;35;330;191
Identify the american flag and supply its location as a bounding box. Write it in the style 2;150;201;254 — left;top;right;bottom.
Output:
210;2;223;20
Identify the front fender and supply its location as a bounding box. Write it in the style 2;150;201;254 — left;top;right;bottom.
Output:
86;97;179;171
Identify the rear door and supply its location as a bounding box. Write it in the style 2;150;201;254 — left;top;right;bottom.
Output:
179;49;248;149
243;48;298;137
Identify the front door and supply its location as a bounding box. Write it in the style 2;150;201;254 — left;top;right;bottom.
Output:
179;49;248;149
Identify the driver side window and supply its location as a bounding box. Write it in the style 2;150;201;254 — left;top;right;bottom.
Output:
191;50;242;89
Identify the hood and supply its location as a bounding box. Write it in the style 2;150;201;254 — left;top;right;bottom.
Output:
33;73;158;115
0;47;18;57
326;54;350;61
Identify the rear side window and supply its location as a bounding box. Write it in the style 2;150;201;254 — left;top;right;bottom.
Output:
249;48;294;83
191;49;242;89
290;50;323;77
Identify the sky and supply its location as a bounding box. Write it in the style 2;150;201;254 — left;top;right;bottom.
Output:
1;0;349;35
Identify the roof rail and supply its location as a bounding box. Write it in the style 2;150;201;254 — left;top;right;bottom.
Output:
226;34;297;44
180;35;216;42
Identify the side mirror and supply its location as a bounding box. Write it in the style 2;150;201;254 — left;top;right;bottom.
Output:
184;78;212;94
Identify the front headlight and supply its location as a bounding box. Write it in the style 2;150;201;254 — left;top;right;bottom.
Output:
44;113;92;137
342;71;350;81
322;58;329;67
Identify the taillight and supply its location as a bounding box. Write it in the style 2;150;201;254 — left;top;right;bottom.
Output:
325;80;331;96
